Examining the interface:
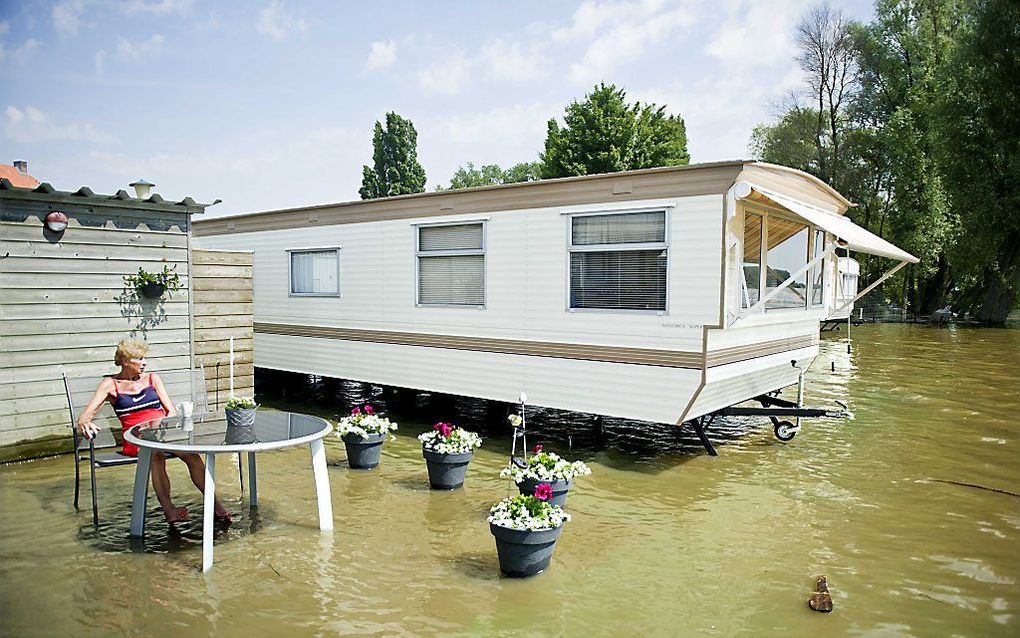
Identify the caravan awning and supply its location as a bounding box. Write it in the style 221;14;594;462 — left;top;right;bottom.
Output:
741;184;919;263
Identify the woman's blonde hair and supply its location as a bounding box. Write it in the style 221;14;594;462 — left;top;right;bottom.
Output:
114;338;148;365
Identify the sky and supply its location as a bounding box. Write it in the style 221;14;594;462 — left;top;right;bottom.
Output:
0;0;875;219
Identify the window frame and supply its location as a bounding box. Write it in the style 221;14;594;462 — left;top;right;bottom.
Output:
565;208;670;315
740;202;820;312
414;220;488;309
287;246;342;298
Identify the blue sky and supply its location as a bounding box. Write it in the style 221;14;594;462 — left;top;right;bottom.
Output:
1;0;874;218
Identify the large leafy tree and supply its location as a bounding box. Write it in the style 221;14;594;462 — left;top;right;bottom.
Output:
359;112;427;200
935;0;1020;321
540;83;689;178
441;161;542;190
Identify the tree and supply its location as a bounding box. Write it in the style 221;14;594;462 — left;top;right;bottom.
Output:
540;83;689;179
441;161;542;190
935;0;1020;321
359;112;427;200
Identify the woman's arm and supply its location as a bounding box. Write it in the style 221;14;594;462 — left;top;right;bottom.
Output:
151;372;177;417
76;378;114;439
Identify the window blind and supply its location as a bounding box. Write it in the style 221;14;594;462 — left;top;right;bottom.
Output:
569;211;667;311
290;249;339;295
417;223;485;306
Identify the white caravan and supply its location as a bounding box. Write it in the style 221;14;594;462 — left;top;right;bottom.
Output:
194;161;916;450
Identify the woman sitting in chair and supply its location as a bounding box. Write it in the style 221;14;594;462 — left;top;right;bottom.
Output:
77;338;230;524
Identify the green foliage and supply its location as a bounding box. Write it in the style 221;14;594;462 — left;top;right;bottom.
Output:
225;397;257;410
123;265;182;293
360;112;427;200
750;0;1019;320
441;161;542;190
540;83;689;179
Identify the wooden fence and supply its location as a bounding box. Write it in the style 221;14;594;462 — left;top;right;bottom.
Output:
192;249;254;410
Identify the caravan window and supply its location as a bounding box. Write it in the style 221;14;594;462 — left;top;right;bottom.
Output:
569;211;667;311
289;248;340;296
765;217;810;309
742;212;763;306
810;229;825;306
416;222;486;307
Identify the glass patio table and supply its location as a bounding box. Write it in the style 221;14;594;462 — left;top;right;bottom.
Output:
124;411;334;572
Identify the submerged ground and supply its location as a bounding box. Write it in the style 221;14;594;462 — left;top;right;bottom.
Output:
1;323;1018;636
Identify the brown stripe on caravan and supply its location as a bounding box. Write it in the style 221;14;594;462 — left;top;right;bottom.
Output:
255;322;704;368
254;322;817;370
195;161;749;236
705;334;818;367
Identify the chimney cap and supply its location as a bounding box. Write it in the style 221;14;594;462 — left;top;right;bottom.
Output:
129;178;155;187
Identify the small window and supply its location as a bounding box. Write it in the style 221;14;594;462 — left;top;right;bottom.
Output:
417;223;485;306
569;211;667;311
289;248;340;296
742;212;763;308
810;229;825;306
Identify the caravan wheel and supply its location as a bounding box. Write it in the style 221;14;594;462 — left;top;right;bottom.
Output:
774;421;798;442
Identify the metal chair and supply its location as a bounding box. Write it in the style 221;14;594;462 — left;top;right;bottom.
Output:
64;368;218;526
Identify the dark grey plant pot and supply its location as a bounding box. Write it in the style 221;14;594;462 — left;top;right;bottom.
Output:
422;448;473;490
225;407;257;428
342;432;386;469
517;478;573;508
140;282;166;299
224;424;257;445
489;522;564;577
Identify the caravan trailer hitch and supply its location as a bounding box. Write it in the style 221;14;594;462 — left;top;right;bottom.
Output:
714;396;853;443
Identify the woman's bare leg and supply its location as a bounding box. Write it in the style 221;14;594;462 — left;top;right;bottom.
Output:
178;453;230;518
150;452;188;522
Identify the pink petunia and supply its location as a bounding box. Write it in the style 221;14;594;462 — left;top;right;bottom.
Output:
534;483;553;501
364;405;374;415
351;407;361;415
532;444;543;454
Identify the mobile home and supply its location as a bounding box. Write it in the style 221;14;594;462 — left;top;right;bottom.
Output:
193;161;916;433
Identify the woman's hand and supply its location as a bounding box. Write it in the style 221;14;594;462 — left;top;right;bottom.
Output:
78;419;100;440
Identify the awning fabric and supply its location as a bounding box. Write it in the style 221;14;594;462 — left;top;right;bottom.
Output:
750;186;919;263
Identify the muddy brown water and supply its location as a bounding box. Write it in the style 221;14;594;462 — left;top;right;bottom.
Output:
1;323;1018;636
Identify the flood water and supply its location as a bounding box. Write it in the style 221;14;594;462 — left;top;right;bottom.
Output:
1;323;1018;636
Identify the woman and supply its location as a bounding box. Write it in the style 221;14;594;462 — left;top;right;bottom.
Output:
77;338;230;524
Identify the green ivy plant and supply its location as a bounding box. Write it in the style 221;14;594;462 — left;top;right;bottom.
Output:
124;265;182;294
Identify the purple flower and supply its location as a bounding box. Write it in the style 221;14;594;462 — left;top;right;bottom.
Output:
534;483;553;501
351;407;361;416
433;422;453;437
364;405;374;415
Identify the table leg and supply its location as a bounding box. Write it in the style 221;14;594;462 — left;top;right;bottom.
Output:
203;453;216;573
129;448;152;537
309;439;333;532
247;452;258;508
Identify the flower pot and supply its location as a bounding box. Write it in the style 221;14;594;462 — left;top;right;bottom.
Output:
140;282;166;299
225;407;257;428
517;478;573;508
489;522;564;577
422;448;473;490
342;432;386;469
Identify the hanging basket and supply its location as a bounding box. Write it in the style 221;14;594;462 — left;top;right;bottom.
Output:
139;282;166;299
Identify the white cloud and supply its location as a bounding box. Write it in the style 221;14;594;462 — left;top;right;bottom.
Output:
122;0;194;14
3;106;116;144
480;39;546;82
95;49;107;72
256;1;308;41
365;40;397;71
569;5;696;84
0;21;9;36
430;102;555;146
115;34;166;62
705;0;808;68
52;1;87;36
417;52;474;95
